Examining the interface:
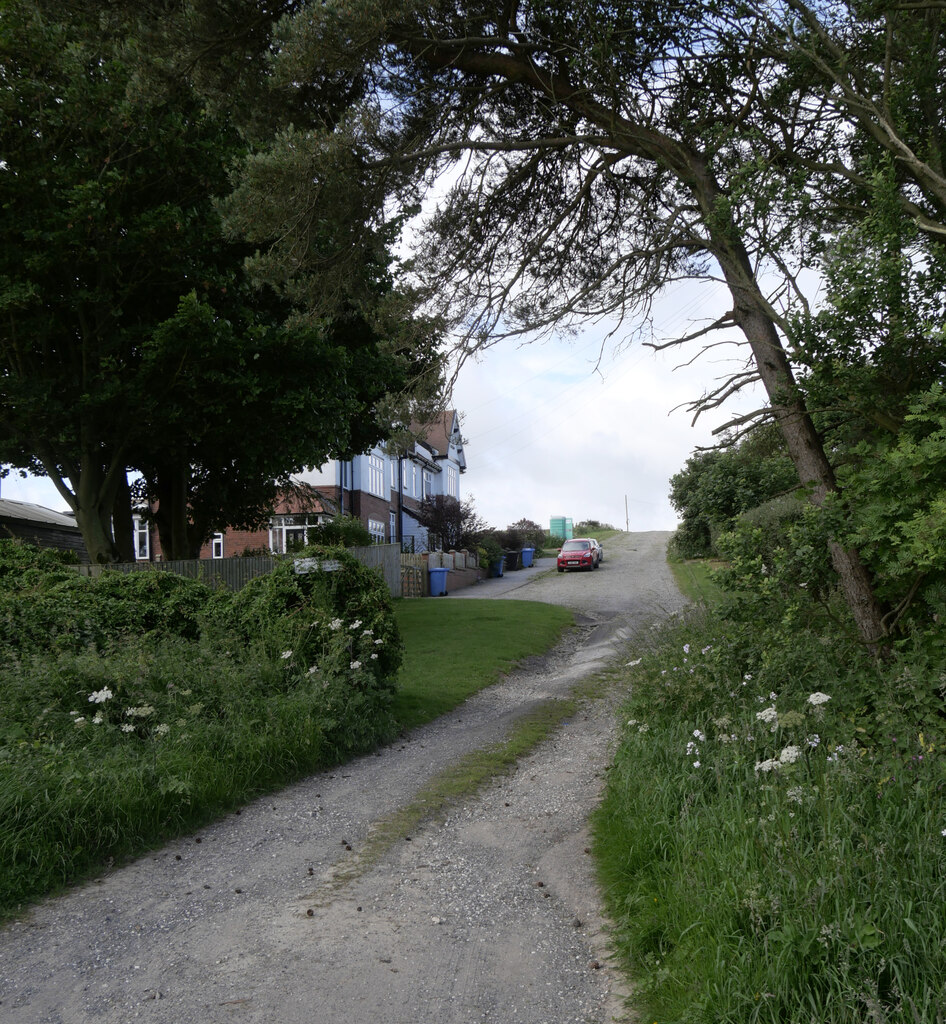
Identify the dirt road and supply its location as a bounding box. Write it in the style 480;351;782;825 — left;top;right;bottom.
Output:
0;532;686;1024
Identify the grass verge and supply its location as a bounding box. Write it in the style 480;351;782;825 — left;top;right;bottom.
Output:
0;596;573;919
593;605;946;1023
667;556;726;606
392;598;573;731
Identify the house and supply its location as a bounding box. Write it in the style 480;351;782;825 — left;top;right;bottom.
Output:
293;409;467;553
133;410;467;560
0;498;89;562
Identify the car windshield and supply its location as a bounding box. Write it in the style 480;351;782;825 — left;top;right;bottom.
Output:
561;541;590;551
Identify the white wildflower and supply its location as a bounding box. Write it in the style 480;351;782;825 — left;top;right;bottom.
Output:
154;723;170;736
121;724;135;733
626;658;642;667
807;692;832;706
370;653;378;660
807;734;821;748
754;758;780;773
329;618;343;631
88;687;114;704
683;644;690;654
350;660;362;671
350;619;362;630
692;761;701;768
74;717;87;728
693;729;706;741
756;706;778;726
373;638;384;646
307;665;319;675
362;628;373;637
126;705;155;719
638;723;649;733
281;650;293;660
92;713;103;725
779;745;802;765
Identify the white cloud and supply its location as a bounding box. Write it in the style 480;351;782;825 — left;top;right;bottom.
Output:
453;279;762;532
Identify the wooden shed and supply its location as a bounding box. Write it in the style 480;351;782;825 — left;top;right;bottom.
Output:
0;498;89;563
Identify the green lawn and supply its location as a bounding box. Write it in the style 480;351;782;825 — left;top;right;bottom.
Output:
392;598;574;731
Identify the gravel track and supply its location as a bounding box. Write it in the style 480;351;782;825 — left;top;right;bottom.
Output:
0;531;686;1024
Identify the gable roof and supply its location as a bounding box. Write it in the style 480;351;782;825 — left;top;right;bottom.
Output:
410;410;466;471
0;498;77;529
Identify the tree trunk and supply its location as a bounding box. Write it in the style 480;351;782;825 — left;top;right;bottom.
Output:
715;246;889;652
111;471;136;563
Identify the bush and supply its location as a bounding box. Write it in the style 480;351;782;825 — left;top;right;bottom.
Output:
301;514;373;548
478;534;505;568
0;541;403;915
225;545;402;684
0;542;216;656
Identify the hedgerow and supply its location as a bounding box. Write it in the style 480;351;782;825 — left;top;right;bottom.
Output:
0;540;401;915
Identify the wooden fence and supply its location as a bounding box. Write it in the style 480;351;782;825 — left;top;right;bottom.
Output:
75;545;479;599
76;544;404;596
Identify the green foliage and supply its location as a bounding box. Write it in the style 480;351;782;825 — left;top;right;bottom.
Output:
595;606;946;1024
507;518;546;550
477;534;505;569
0;1;443;562
828;385;946;644
669;426;798;559
226;547;403;683
299;515;373;548
0;542;216;656
0;540;402;914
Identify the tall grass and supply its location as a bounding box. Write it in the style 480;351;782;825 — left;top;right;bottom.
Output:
594;607;946;1023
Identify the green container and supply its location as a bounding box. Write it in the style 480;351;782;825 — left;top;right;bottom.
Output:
549;516;573;541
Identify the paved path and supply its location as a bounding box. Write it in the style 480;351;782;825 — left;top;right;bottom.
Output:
0;532;686;1024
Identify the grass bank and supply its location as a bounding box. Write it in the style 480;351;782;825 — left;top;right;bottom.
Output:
0;594;572;918
593;592;946;1023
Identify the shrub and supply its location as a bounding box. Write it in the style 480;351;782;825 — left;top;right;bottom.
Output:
225;545;402;684
0;541;404;914
0;542;216;656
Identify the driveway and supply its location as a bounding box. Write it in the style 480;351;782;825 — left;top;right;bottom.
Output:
0;532;687;1024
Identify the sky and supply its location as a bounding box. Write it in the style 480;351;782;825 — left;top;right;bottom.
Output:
1;278;763;535
450;278;763;534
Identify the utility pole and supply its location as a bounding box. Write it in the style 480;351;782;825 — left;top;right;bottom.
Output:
625;495;629;533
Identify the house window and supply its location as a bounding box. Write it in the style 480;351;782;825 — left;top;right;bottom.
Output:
367;454;384;497
270;514;325;554
133;516;150;561
367;518;386;544
389;510;397;543
423;470;432;499
447;465;459;498
412;465;418;497
211;533;224;559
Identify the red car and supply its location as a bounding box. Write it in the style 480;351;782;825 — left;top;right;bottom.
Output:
557;538;599;572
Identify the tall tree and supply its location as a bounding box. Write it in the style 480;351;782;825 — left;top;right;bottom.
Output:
0;1;440;561
245;0;889;647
